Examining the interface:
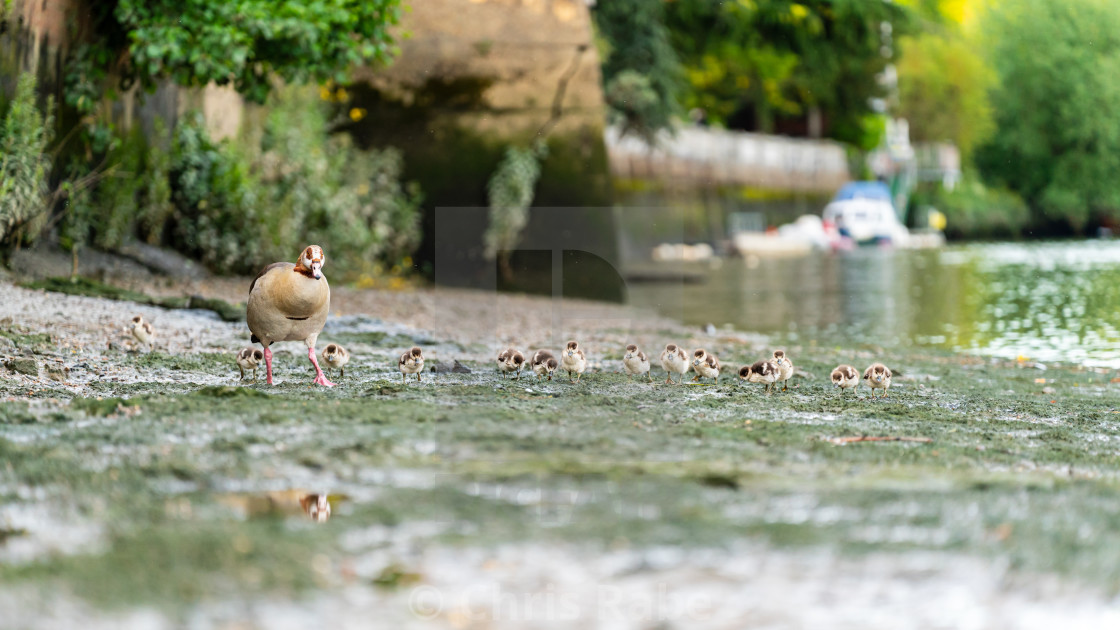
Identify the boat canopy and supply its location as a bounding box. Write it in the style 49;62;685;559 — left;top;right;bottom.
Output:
832;181;892;204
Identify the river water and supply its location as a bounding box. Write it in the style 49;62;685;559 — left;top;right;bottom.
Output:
626;240;1120;368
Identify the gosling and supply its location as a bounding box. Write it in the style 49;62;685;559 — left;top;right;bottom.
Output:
741;359;780;394
321;344;350;379
561;341;587;383
130;315;154;351
399;346;424;384
830;364;859;397
691;348;721;384
530;350;558;382
773;349;794;392
622;344;652;383
660;343;689;385
498;348;526;380
863;363;892;399
236;347;265;381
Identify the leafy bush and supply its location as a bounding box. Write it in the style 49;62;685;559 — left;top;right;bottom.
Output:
0;73;54;248
137;119;175;245
169;113;264;273
166;88;422;277
250;87;422;275
915;178;1030;239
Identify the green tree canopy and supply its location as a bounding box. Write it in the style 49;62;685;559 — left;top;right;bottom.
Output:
976;0;1120;231
664;0;914;148
896;30;995;158
89;0;401;103
592;0;682;144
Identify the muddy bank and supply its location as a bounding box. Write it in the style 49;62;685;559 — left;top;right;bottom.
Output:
2;278;1120;628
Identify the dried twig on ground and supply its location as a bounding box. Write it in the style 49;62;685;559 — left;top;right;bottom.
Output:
827;436;933;445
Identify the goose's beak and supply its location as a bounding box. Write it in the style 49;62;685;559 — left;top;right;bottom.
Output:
311;261;323;279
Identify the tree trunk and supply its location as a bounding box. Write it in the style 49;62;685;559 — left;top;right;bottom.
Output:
498;252;514;285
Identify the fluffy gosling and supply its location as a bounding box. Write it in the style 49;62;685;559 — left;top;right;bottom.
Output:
498;348;526;380
863;363;892;399
561;341;587;383
741;359;780;394
622;344;652;383
398;346;424;384
531;350;558;382
130;315;154;351
321;343;350;379
773;349;794;392
299;493;331;523
660;343;689;385
236;347;265;381
691;348;721;384
830;364;859;396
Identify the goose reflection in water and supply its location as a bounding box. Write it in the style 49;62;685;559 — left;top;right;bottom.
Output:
300;493;331;522
217;490;335;522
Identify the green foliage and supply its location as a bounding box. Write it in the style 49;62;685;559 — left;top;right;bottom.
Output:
103;0;401;103
0;73;54;247
140;119;174;244
914;178;1029;239
592;0;681;144
169;113;263;272
484;143;546;273
93;131;144;251
665;0;913;145
32;83;421;278
58;122;174;258
63;44;109;118
897;31;995;158
166;88;421;276
252;87;422;273
603;71;665;144
976;0;1120;232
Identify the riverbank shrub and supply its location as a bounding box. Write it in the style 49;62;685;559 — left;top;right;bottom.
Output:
169;114;264;273
165;88;422;276
914;178;1029;239
0;73;54;249
43;88;422;279
250;87;423;275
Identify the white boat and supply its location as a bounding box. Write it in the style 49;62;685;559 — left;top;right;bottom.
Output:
822;182;910;246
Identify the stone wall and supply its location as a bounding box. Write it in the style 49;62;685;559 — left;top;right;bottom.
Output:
347;0;615;285
356;0;604;138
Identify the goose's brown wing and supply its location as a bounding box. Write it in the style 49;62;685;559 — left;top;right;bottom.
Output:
250;262;290;295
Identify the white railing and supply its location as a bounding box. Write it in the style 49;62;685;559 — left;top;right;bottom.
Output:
605;124;850;193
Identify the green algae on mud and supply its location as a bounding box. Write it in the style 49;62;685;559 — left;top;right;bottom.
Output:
3;340;1120;609
21;276;245;322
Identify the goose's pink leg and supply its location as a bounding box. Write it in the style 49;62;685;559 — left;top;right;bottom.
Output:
264;347;274;385
308;347;335;387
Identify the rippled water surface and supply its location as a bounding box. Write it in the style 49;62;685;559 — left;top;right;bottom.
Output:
626;241;1120;367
